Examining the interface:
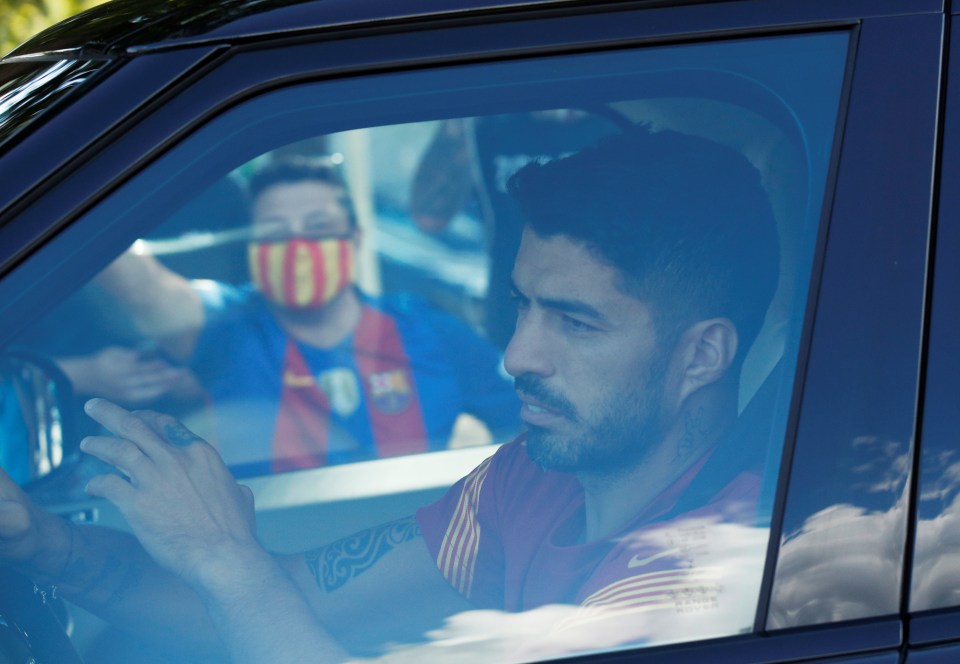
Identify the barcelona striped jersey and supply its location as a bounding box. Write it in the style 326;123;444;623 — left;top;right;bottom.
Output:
416;438;763;643
190;283;520;477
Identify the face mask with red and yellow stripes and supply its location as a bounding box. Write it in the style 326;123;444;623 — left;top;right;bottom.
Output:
248;237;355;309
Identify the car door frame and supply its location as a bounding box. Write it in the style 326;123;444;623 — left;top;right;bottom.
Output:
0;1;947;662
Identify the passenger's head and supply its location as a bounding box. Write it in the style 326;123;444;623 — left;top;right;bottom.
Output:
504;127;778;475
246;159;358;310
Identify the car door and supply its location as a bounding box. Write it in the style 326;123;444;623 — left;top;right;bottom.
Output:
0;1;945;662
904;9;960;664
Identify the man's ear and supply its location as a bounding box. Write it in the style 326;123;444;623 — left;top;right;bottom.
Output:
674;318;738;406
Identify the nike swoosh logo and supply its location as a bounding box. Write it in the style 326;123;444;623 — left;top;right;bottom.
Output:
627;547;682;568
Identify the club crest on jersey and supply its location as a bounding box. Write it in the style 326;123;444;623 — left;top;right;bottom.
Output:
317;368;361;418
368;369;412;413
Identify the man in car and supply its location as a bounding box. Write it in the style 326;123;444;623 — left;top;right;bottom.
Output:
0;126;779;661
411;111;622;348
97;160;520;473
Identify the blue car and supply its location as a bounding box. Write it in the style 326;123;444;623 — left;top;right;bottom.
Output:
0;0;957;662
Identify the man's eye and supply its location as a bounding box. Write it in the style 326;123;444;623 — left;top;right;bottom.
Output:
562;315;596;332
304;215;349;236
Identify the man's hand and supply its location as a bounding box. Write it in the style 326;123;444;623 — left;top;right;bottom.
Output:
0;466;72;582
82;399;351;662
81;399;259;591
58;346;192;406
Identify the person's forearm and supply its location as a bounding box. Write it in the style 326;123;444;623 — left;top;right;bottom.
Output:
40;523;227;659
73;400;353;661
35;520;345;662
279;520;475;655
2;468;217;655
96;252;203;361
197;543;348;664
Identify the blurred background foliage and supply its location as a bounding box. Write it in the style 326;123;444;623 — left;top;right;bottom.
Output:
1;0;108;55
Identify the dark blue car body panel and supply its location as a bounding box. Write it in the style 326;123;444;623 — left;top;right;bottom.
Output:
1;0;958;661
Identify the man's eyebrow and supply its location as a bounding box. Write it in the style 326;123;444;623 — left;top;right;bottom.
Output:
510;279;609;323
543;297;609;323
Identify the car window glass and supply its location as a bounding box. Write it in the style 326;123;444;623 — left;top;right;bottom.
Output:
0;31;848;658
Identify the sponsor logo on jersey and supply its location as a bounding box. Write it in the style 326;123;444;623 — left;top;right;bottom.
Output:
283;370;315;388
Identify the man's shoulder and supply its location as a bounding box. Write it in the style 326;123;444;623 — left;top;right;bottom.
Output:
416;436;579;588
478;437;582;505
455;438;528;484
486;436;537;473
191;282;279;362
434;436;571;503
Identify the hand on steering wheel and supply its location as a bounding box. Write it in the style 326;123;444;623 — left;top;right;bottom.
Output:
80;399;258;591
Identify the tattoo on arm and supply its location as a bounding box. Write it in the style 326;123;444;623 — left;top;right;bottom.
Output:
305;516;422;592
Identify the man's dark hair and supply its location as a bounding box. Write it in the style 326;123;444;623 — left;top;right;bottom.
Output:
507;125;779;362
248;159;357;227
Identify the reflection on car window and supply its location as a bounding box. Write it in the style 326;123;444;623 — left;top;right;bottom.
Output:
84;153;522;477
1;30;847;660
909;94;960;613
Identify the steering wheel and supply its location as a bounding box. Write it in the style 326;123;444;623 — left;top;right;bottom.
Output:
0;566;83;664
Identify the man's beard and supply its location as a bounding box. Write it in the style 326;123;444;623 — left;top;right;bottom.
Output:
517;357;668;477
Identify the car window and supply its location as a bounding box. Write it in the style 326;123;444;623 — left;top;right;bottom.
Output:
0;30;848;658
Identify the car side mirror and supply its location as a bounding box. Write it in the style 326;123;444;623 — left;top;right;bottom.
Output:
0;348;78;487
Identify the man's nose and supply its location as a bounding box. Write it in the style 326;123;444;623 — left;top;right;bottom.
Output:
504;314;553;378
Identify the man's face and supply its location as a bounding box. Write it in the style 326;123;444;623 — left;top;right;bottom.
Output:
251;180;353;240
504;227;671;475
248;180;357;311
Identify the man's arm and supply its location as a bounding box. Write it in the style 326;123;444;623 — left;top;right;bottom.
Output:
281;516;473;654
0;465;229;658
70;399;470;661
96;251;205;362
2;467;464;662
